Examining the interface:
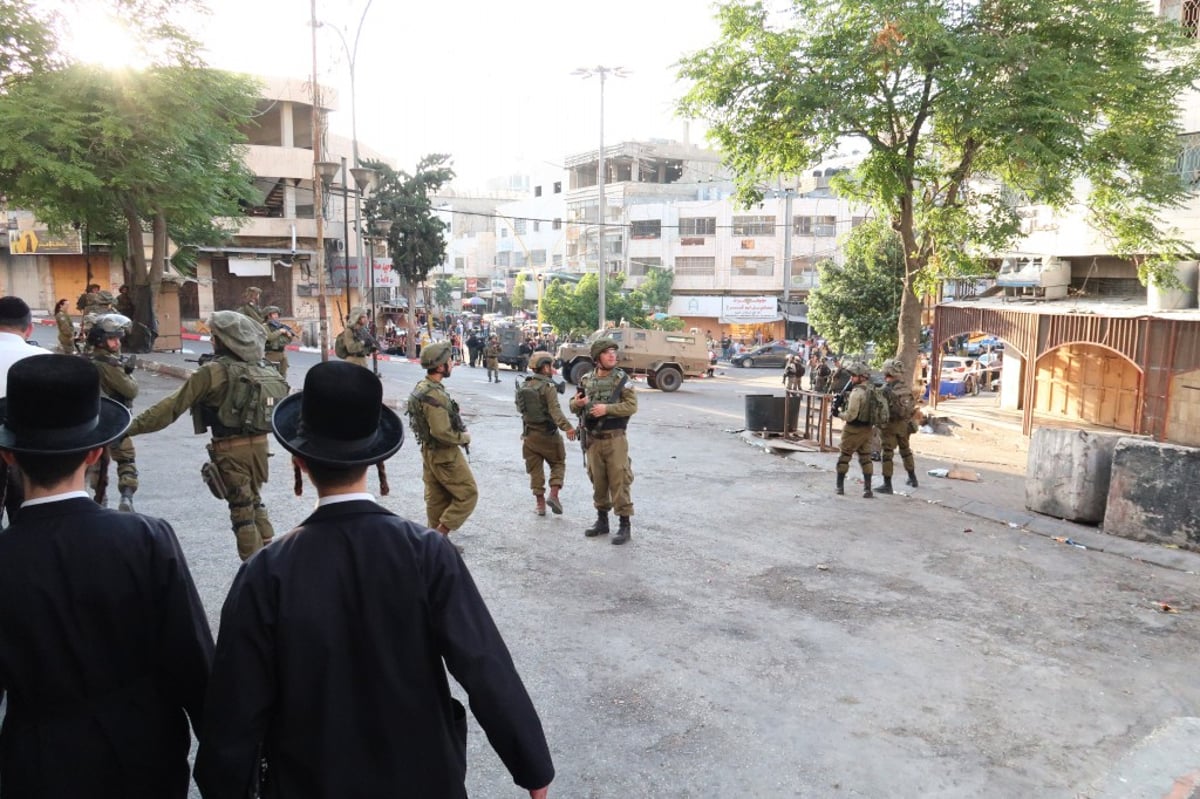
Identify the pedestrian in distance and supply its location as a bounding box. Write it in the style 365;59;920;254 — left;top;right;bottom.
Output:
515;351;577;516
484;334;501;383
83;313;140;512
126;311;289;560
570;337;637;545
407;341;477;549
877;357;919;493
194;361;553;799
0;354;213;798
834;361;877;498
54;298;75;354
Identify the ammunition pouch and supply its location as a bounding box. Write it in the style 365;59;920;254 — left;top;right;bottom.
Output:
201;457;228;500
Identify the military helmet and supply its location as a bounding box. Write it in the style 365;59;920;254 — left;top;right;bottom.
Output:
245;286;262;297
86;313;132;346
262;305;281;316
420;340;454;369
590;337;619;360
883;358;905;377
208;310;266;362
529;351;554;371
847;360;871;378
96;290;116;306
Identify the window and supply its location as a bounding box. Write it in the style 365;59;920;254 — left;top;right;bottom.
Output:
732;256;775;276
496;252;510;267
732;215;776;236
454;257;465;270
1186;0;1200;36
552;218;562;230
675;256;716;275
553;181;562;194
533;220;541;233
513;218;527;235
1179;133;1200;185
679;217;716;236
531;249;547;266
552;254;563;267
513;252;528;268
793;215;837;237
628;257;662;277
500;228;509;238
609;236;623;255
631;219;662;239
534;186;542;197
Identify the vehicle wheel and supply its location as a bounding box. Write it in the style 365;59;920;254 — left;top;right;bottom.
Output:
654;366;683;392
569;360;592;385
743;358;754;368
646;373;659;390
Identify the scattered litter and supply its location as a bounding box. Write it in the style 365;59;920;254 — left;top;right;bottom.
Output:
1007;522;1020;528
1054;536;1088;550
963;528;973;533
919;425;935;434
1159;602;1181;614
1163;543;1180;549
927;468;950;478
816;564;830;571
946;465;980;482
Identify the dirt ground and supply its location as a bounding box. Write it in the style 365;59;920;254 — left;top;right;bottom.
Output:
910;412;1029;474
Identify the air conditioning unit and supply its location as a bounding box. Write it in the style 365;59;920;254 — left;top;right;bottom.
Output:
997;256;1070;300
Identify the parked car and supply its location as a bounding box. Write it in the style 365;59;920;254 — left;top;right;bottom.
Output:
731;344;797;368
940;356;982;394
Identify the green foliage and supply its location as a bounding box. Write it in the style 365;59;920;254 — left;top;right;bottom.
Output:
635;267;674;312
363;154;454;288
807;219;904;360
540;274;645;339
679;0;1200;380
0;0;62;90
513;273;527;307
433;277;455;310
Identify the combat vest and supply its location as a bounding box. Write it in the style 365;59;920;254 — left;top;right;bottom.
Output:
581;368;629;432
199;356;290;437
515;376;553;429
407;380;465;448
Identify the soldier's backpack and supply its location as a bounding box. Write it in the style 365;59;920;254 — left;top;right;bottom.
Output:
514;378;549;425
216;358;290;434
867;385;891;427
886;384;914;424
334;333;349;359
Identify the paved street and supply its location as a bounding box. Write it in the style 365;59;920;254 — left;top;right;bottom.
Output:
123;347;1200;798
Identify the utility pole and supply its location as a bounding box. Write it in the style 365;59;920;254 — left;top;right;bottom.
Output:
310;0;329;361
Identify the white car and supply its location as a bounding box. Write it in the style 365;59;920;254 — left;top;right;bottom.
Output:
940;356;982;394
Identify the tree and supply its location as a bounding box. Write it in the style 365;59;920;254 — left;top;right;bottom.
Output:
363;154;454;357
0;0;63;90
433;276;457;311
539;274;643;339
679;0;1200;385
807;218;904;359
0;63;259;350
636;267;674;313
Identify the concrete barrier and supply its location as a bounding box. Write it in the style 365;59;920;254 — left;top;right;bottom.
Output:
1104;439;1200;550
1024;427;1132;524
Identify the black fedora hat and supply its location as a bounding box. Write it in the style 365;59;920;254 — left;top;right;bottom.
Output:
272;361;403;468
0;354;131;454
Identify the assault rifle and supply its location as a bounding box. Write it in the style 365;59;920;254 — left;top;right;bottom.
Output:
266;318;299;339
353;325;381;354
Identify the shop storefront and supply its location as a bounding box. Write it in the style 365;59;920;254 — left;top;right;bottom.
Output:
667;295;785;345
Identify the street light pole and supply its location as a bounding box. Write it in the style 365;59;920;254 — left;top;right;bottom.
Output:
309;0;329;362
573;65;627;331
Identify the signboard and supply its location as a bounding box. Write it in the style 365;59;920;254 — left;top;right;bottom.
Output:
373;257;399;288
466;277;478;293
667;295;722;317
7;222;82;255
720;296;780;324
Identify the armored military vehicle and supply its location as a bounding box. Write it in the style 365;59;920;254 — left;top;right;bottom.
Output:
555;324;712;392
495;325;530;371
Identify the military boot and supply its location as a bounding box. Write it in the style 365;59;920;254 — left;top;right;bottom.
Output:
906;470;919;488
546;487;563;515
863;476;874;499
836;474;845;495
584;510;609;537
535;494;546;516
877;476;893;495
612;515;631;545
118;488;135;512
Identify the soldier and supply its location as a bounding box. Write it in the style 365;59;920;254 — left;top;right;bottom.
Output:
835;361;876;498
783;352;804;393
516;351;577;516
83;313;140;512
336;307;375;368
127;311;288;560
75;283;100;313
483;334;500;383
878;358;919;493
235;286;265;324
569;337;637;545
53;298;75;354
115;284;135;318
262;305;293;378
406;341;477;548
813;356;833;393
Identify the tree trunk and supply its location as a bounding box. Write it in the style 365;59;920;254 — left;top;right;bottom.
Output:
404;281;418;359
894;199;925;393
123;208;155;353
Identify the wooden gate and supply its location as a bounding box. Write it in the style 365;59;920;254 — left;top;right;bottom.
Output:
1033;344;1139;430
50;255;90;310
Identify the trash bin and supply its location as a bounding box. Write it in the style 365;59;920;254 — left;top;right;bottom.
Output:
744;394;801;434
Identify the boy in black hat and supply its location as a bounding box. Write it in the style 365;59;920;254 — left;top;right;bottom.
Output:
0;354;213;797
195;360;554;799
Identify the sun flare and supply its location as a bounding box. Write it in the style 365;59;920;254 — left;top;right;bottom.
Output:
44;2;156;71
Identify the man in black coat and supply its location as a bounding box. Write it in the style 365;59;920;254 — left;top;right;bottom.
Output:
196;361;554;799
0;354;213;798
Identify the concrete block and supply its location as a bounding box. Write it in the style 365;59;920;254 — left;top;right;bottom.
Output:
1024;427;1130;524
1104;439;1200;550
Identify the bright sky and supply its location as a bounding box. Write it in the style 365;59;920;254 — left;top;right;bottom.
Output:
184;0;724;188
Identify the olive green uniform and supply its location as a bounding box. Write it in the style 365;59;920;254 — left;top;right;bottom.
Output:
880;379;916;478
264;325;291;379
86;346;139;495
517;374;574;496
127;358;275;560
483;343;500;382
576;368;637;517
236;302;264;324
55;311;75;354
836;382;874;479
337;326;369;368
408;377;478;531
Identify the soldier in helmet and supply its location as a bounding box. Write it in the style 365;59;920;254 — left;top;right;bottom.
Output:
878;357;919;493
835;361;876;498
515;351;577;516
406;341;477;548
262;305;293;378
236;286;265;324
127;311;289;560
569;337;637;545
483;334;500;383
83;313;140;511
336;307;376;369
